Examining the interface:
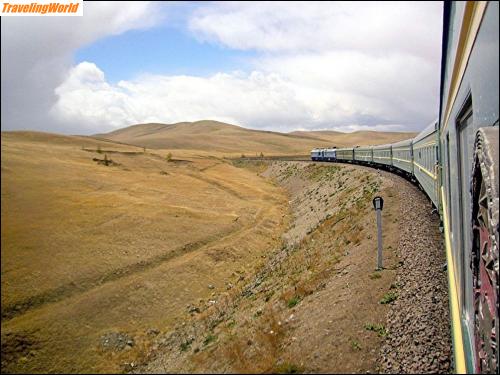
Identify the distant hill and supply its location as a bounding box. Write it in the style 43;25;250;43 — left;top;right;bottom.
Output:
95;120;417;154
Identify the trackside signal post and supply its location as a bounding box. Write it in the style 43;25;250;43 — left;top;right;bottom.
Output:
372;196;384;270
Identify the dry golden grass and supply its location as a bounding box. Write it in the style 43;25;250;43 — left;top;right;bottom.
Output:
1;124;411;374
1;131;288;373
95;120;417;154
143;162;402;374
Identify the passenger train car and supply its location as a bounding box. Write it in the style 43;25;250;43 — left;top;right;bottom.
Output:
310;2;498;373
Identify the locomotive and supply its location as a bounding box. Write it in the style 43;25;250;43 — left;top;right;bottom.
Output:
311;2;498;373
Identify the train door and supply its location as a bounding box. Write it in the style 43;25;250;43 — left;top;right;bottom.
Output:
410;143;414;174
456;100;475;338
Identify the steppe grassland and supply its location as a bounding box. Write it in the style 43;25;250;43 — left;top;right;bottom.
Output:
1;132;288;373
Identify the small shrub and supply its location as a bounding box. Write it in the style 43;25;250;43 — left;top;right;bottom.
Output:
364;323;387;337
180;341;192;352
166;152;172;162
350;340;362;350
287;296;300;308
389;282;401;289
380;291;398;304
97;145;102;154
203;334;217;346
369;272;382;280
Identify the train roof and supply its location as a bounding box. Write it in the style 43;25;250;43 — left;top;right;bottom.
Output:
413;119;438;143
391;137;414;148
355;145;373;150
372;143;393;150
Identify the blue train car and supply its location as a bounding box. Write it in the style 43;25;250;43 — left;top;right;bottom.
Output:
310;148;323;161
324;148;337;161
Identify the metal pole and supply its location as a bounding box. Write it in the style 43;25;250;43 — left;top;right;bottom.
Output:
376;209;383;269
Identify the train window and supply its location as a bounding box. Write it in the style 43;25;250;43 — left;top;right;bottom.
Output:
456;97;474;327
446;134;452;229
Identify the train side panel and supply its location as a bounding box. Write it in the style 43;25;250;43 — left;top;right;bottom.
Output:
354;147;372;163
311;149;321;161
324;148;337;161
336;148;354;161
439;1;499;373
413;122;439;208
391;138;413;174
372;144;392;166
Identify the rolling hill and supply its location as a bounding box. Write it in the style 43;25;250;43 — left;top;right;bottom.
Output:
95;120;417;155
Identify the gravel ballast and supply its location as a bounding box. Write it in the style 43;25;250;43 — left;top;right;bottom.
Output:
379;173;452;373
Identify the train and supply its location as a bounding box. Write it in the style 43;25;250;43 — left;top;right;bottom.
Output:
310;2;498;374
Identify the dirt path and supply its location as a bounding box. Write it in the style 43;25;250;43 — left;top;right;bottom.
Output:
1;134;289;374
2;222;245;321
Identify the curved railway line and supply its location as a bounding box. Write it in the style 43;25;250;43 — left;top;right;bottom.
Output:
241;4;499;372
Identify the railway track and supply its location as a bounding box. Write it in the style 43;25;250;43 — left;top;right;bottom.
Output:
234;155;312;162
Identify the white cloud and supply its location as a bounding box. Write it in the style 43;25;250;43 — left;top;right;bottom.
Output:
51;54;434;132
51;62;315;132
185;1;443;131
3;1;443;134
1;1;165;133
256;50;439;126
189;1;442;61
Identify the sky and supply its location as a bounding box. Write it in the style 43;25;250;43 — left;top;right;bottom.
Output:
1;1;443;135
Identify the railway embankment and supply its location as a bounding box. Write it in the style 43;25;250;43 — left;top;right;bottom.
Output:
135;161;393;373
134;160;452;373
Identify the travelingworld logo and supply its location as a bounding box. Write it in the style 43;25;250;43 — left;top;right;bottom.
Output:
1;0;83;16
